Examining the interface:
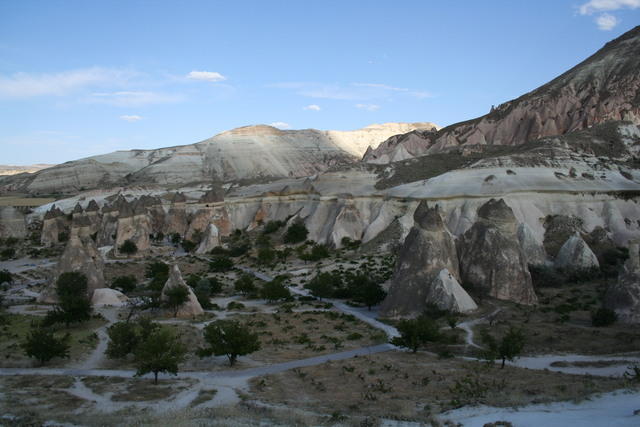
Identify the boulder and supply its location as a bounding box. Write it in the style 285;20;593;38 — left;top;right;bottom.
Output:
380;202;461;317
457;199;537;305
604;240;640;323
196;223;220;254
427;269;478;313
160;264;204;318
91;288;129;307
554;234;600;270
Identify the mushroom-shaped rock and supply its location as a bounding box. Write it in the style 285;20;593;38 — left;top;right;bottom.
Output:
457;198;537;305
380;202;461;318
39;235;105;303
91;288;129;307
428;269;478;313
554;234;600;270
160;264;204;318
196;223;220;254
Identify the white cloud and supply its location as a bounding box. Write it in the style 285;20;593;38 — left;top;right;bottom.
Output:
595;13;619;30
119;115;143;122
186;71;227;82
579;0;640;14
356;103;380;111
303;104;321;111
88;91;182;107
270;121;291;129
0;67;135;98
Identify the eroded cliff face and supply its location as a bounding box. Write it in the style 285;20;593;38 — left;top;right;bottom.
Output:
365;26;640;164
604;240;640;323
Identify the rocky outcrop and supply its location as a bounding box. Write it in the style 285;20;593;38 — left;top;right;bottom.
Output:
604;240;640;323
41;205;70;245
427;269;478;313
39;234;105;303
457;199;537;305
365;26;640;164
166;193;188;237
554;234;600;270
330;198;366;247
517;223;547;266
160;264;204;318
0;206;27;239
380;202;462;317
91;288;129;307
196;223;220;254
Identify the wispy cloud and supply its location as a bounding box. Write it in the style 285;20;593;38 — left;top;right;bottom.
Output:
88;91;182;107
0;67;135;98
270;121;291;129
303;104;321;111
186;70;227;82
595;13;619;30
578;0;640;14
578;0;638;30
269;81;431;101
356;103;380;111
119;115;143;122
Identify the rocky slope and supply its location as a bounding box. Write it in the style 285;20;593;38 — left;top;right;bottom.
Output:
365;26;640;164
0;122;436;195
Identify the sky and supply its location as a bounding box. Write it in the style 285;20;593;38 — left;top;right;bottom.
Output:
1;0;639;165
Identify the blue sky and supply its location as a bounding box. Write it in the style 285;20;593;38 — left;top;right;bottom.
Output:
1;0;639;165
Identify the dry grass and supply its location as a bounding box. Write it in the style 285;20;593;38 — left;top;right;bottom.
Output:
249;351;632;423
0;196;55;207
0;313;105;368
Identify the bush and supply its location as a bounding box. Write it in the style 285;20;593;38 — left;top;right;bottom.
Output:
170;233;182;245
57;231;69;243
257;247;276;266
209;256;233;272
145;261;169;291
0;247;16;261
235;274;256;295
164;286;189;317
391;315;441;353
341;237;361;250
283;220;309;244
181;239;197;253
119;239;138;255
0;269;13;284
260;280;291;302
306;271;340;299
111;275;137;293
263;220;285;234
529;265;565;288
591;307;617;327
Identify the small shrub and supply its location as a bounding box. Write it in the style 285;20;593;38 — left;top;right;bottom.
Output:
591;307;617;327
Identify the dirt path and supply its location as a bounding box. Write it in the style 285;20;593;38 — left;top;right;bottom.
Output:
77;307;120;370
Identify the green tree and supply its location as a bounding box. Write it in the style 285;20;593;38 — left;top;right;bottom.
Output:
145;261;169;291
209;256;233;272
263;220;285;234
111;275;137;293
22;327;70;366
283;220;309;244
106;321;140;359
170;233;182;245
257;247;276;266
306;272;339;300
481;326;526;368
198;320;261;366
0;247;15;261
45;272;92;326
234;274;256;295
119;239;138;255
391;315;441;353
352;276;386;310
164;286;189;317
134;327;186;384
181;239;197;253
260;280;291;302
